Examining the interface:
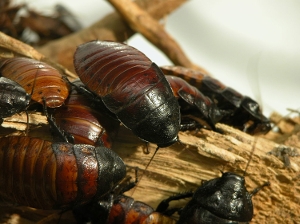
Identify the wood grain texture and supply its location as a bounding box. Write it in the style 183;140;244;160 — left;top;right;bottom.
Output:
1;112;299;223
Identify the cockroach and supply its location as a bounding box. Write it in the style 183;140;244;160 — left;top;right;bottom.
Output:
156;172;269;224
0;0;80;45
0;136;126;210
161;66;271;135
73;194;176;224
165;75;229;130
74;40;180;148
0;57;70;108
156;139;270;224
0;77;31;119
47;79;120;148
73;172;269;224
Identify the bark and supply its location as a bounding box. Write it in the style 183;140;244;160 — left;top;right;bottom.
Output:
107;0;205;72
0;112;299;224
36;0;189;73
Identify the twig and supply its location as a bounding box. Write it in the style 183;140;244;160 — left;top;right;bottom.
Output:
37;0;188;72
0;31;77;80
108;0;207;73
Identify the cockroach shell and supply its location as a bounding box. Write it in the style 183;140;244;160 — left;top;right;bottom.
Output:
0;77;31;118
106;195;176;224
51;86;120;148
161;65;271;135
74;41;180;147
0;57;70;108
109;196;154;223
0;136;126;209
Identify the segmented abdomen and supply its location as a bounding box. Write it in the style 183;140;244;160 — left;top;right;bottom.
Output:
0;136;126;209
50;81;120;147
0;77;31;118
74;41;180;147
0;57;69;108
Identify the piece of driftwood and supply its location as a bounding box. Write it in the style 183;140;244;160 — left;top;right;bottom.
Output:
0;31;77;81
0;112;299;223
108;0;203;72
37;0;188;73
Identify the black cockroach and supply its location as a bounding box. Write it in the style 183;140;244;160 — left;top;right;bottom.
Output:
73;40;180;148
0;136;126;210
0;57;70;108
0;77;31;119
161;65;271;135
165;75;229;130
47;79;120;148
73;194;176;224
156;172;269;224
72;172;269;224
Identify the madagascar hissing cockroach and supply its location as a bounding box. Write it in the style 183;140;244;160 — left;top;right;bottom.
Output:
156;172;270;224
0;77;31;119
0;57;70;108
47;79;120;148
161;66;271;135
165;75;229;130
74;40;180;148
0;136;126;210
73;194;176;224
73;172;269;224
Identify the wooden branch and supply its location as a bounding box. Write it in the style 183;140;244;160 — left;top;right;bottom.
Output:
108;0;206;73
0;32;77;81
113;124;300;224
37;0;188;72
1;111;299;223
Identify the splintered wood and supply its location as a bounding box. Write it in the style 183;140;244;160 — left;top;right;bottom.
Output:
1;113;300;223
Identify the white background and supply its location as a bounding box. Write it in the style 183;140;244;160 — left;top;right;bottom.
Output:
16;0;300;117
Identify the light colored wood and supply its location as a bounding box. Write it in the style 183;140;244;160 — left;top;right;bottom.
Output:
1;112;300;223
108;0;206;72
37;0;188;73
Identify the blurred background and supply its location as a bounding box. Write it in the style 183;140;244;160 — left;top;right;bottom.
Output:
14;0;300;117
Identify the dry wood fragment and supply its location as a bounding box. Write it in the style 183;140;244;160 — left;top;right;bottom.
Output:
1;111;299;223
37;0;188;72
0;31;77;81
108;0;207;73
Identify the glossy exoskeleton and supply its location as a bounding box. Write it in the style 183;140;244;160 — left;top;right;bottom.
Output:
47;79;120;148
0;136;126;210
73;194;176;224
165;75;228;130
74;40;180;148
73;172;269;224
0;77;31;119
157;172;269;224
0;57;70;108
161;66;271;135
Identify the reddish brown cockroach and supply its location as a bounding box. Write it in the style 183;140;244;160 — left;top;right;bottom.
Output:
74;40;180;148
0;57;70;108
161;66;271;134
47;79;120;148
0;136;126;210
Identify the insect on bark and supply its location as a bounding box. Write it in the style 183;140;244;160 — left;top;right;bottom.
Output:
0;77;31;119
0;136;126;210
74;40;180;148
47;79;120;148
161;65;271;135
0;57;70;108
73;194;176;224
